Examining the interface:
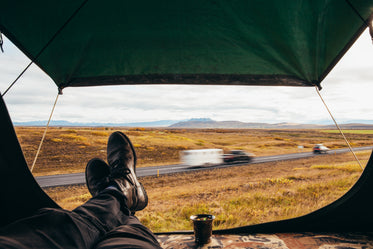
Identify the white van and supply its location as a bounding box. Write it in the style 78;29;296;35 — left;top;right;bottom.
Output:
180;149;224;167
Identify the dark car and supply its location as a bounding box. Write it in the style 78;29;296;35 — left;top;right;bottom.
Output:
223;150;253;163
313;144;329;154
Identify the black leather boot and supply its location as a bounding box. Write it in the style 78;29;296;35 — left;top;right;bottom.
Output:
107;131;148;212
85;158;110;197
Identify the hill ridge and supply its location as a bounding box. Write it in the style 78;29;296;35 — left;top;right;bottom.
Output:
13;118;373;129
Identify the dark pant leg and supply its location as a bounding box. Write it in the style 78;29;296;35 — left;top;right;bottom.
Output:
73;188;131;233
94;216;162;249
0;189;129;249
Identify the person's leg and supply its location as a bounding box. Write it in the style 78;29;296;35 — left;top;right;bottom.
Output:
0;175;130;249
0;131;157;249
90;131;161;248
75;130;150;230
0;206;107;249
73;158;131;233
78;131;161;248
94;216;162;249
106;131;148;213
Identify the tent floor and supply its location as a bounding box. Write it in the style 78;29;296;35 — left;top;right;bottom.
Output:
156;232;373;248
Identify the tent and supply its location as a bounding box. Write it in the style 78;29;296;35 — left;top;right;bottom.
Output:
1;0;373;232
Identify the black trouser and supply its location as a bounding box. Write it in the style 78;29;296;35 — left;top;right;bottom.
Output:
0;189;161;249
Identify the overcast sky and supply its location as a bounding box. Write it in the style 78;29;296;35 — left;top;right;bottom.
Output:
1;30;373;125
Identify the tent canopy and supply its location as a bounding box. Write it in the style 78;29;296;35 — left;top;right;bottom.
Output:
1;0;372;90
2;0;373;233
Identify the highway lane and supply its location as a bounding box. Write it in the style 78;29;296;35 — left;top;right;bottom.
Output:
36;146;373;188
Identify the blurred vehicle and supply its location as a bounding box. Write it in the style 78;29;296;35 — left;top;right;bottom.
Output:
313;144;329;154
180;149;223;167
223;150;253;163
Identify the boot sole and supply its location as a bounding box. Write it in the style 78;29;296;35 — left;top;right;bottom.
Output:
136;182;149;211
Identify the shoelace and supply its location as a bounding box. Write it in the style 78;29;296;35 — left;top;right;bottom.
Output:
110;159;134;185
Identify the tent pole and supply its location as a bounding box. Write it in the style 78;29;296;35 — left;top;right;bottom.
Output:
314;85;363;170
1;0;88;97
30;91;61;173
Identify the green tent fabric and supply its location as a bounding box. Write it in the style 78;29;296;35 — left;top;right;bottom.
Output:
0;0;372;90
0;95;59;227
2;0;373;234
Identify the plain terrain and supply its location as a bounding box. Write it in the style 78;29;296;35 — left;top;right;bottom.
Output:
15;127;373;175
14;127;373;232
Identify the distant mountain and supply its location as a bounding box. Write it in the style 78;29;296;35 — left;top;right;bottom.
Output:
13;118;373;129
169;119;373;129
13;119;180;127
170;119;271;128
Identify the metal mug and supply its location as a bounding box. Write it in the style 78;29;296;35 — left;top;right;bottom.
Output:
190;214;215;244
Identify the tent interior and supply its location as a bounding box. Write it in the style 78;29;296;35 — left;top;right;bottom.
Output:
1;0;373;245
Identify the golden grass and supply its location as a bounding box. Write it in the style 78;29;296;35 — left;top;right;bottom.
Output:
45;151;370;233
60;134;88;142
311;160;367;172
322;130;373;134
46;186;91;211
91;131;110;136
51;138;63;143
14;127;373;176
16;127;372;231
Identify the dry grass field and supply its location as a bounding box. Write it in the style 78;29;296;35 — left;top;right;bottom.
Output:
14;126;373;176
14;127;373;232
45;151;370;232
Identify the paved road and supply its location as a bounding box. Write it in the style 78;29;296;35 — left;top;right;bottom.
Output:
36;146;373;188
